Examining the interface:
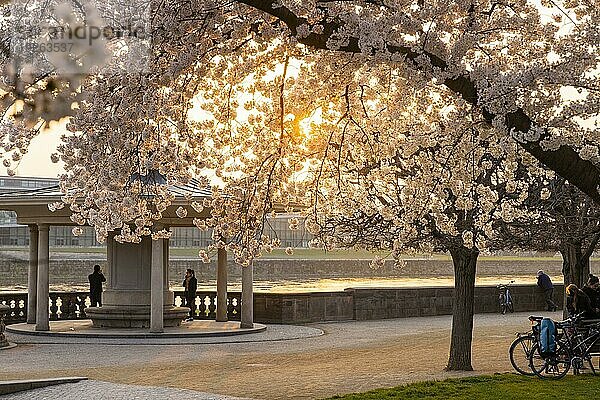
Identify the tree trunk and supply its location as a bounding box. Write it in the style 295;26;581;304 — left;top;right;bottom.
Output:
446;246;479;371
560;241;590;317
561;241;589;288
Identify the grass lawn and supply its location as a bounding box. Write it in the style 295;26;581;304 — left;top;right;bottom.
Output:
326;374;600;399
0;246;573;261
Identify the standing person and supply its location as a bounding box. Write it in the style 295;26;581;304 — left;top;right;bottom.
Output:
183;269;197;322
582;274;600;318
537;270;557;312
88;264;106;307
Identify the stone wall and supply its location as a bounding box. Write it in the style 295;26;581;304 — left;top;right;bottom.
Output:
248;284;565;324
254;292;354;324
347;284;564;321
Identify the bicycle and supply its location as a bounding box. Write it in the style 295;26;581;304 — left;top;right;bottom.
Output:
509;315;543;376
528;312;599;379
528;317;573;379
498;281;515;314
561;318;600;375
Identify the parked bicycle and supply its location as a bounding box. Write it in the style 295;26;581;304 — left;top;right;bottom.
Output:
509;315;544;376
498;281;515;314
528;312;600;379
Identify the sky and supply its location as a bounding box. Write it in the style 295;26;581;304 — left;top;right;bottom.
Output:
16;120;65;178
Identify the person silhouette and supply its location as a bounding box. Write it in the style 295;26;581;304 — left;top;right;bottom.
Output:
536;270;557;312
183;269;197;321
88;264;106;307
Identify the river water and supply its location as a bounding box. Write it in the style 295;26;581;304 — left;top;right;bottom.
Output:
1;275;565;294
0;250;583;293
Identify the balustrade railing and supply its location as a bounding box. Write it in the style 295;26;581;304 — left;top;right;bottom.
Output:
0;292;26;325
0;290;242;324
174;291;241;321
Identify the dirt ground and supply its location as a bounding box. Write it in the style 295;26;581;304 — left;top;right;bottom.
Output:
0;314;536;399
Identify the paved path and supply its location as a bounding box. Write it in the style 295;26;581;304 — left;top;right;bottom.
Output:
6;321;318;343
2;380;248;399
1;311;562;399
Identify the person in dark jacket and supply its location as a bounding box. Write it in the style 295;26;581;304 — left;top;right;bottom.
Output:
183;269;197;322
537;270;557;311
88;264;106;307
582;274;600;318
566;284;594;318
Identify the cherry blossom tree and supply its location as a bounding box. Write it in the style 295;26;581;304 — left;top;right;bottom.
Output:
2;1;599;189
0;1;597;232
290;66;551;370
0;0;598;372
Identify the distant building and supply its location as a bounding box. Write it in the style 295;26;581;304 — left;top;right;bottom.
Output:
0;176;312;248
0;176;58;193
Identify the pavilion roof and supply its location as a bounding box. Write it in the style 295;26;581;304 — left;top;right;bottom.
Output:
0;178;212;203
0;177;213;226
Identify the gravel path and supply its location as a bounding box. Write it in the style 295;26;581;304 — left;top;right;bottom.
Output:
0;311;561;399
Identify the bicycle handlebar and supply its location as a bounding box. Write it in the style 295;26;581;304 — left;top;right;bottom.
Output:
528;315;544;322
496;280;515;289
555;312;587;328
497;285;509;289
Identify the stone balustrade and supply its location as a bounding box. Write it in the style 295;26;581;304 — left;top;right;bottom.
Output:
0;291;242;324
0;292;26;325
0;284;563;325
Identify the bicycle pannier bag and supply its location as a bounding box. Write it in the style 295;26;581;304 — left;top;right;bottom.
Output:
539;318;556;356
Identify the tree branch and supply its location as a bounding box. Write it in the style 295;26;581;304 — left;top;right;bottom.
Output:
237;0;600;204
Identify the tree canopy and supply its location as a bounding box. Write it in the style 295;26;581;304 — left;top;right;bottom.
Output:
1;1;598;254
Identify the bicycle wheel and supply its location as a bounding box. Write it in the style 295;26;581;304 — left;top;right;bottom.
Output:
509;335;536;376
500;294;506;314
529;342;571;379
507;301;514;313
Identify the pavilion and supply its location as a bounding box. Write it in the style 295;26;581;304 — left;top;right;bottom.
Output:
0;179;256;333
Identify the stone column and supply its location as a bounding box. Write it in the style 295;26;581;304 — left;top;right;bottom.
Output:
35;224;49;331
27;225;38;324
241;262;253;328
163;237;169;300
216;247;228;322
150;236;164;333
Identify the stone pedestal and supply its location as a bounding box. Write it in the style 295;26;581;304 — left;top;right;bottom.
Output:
85;306;189;328
85;233;188;328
